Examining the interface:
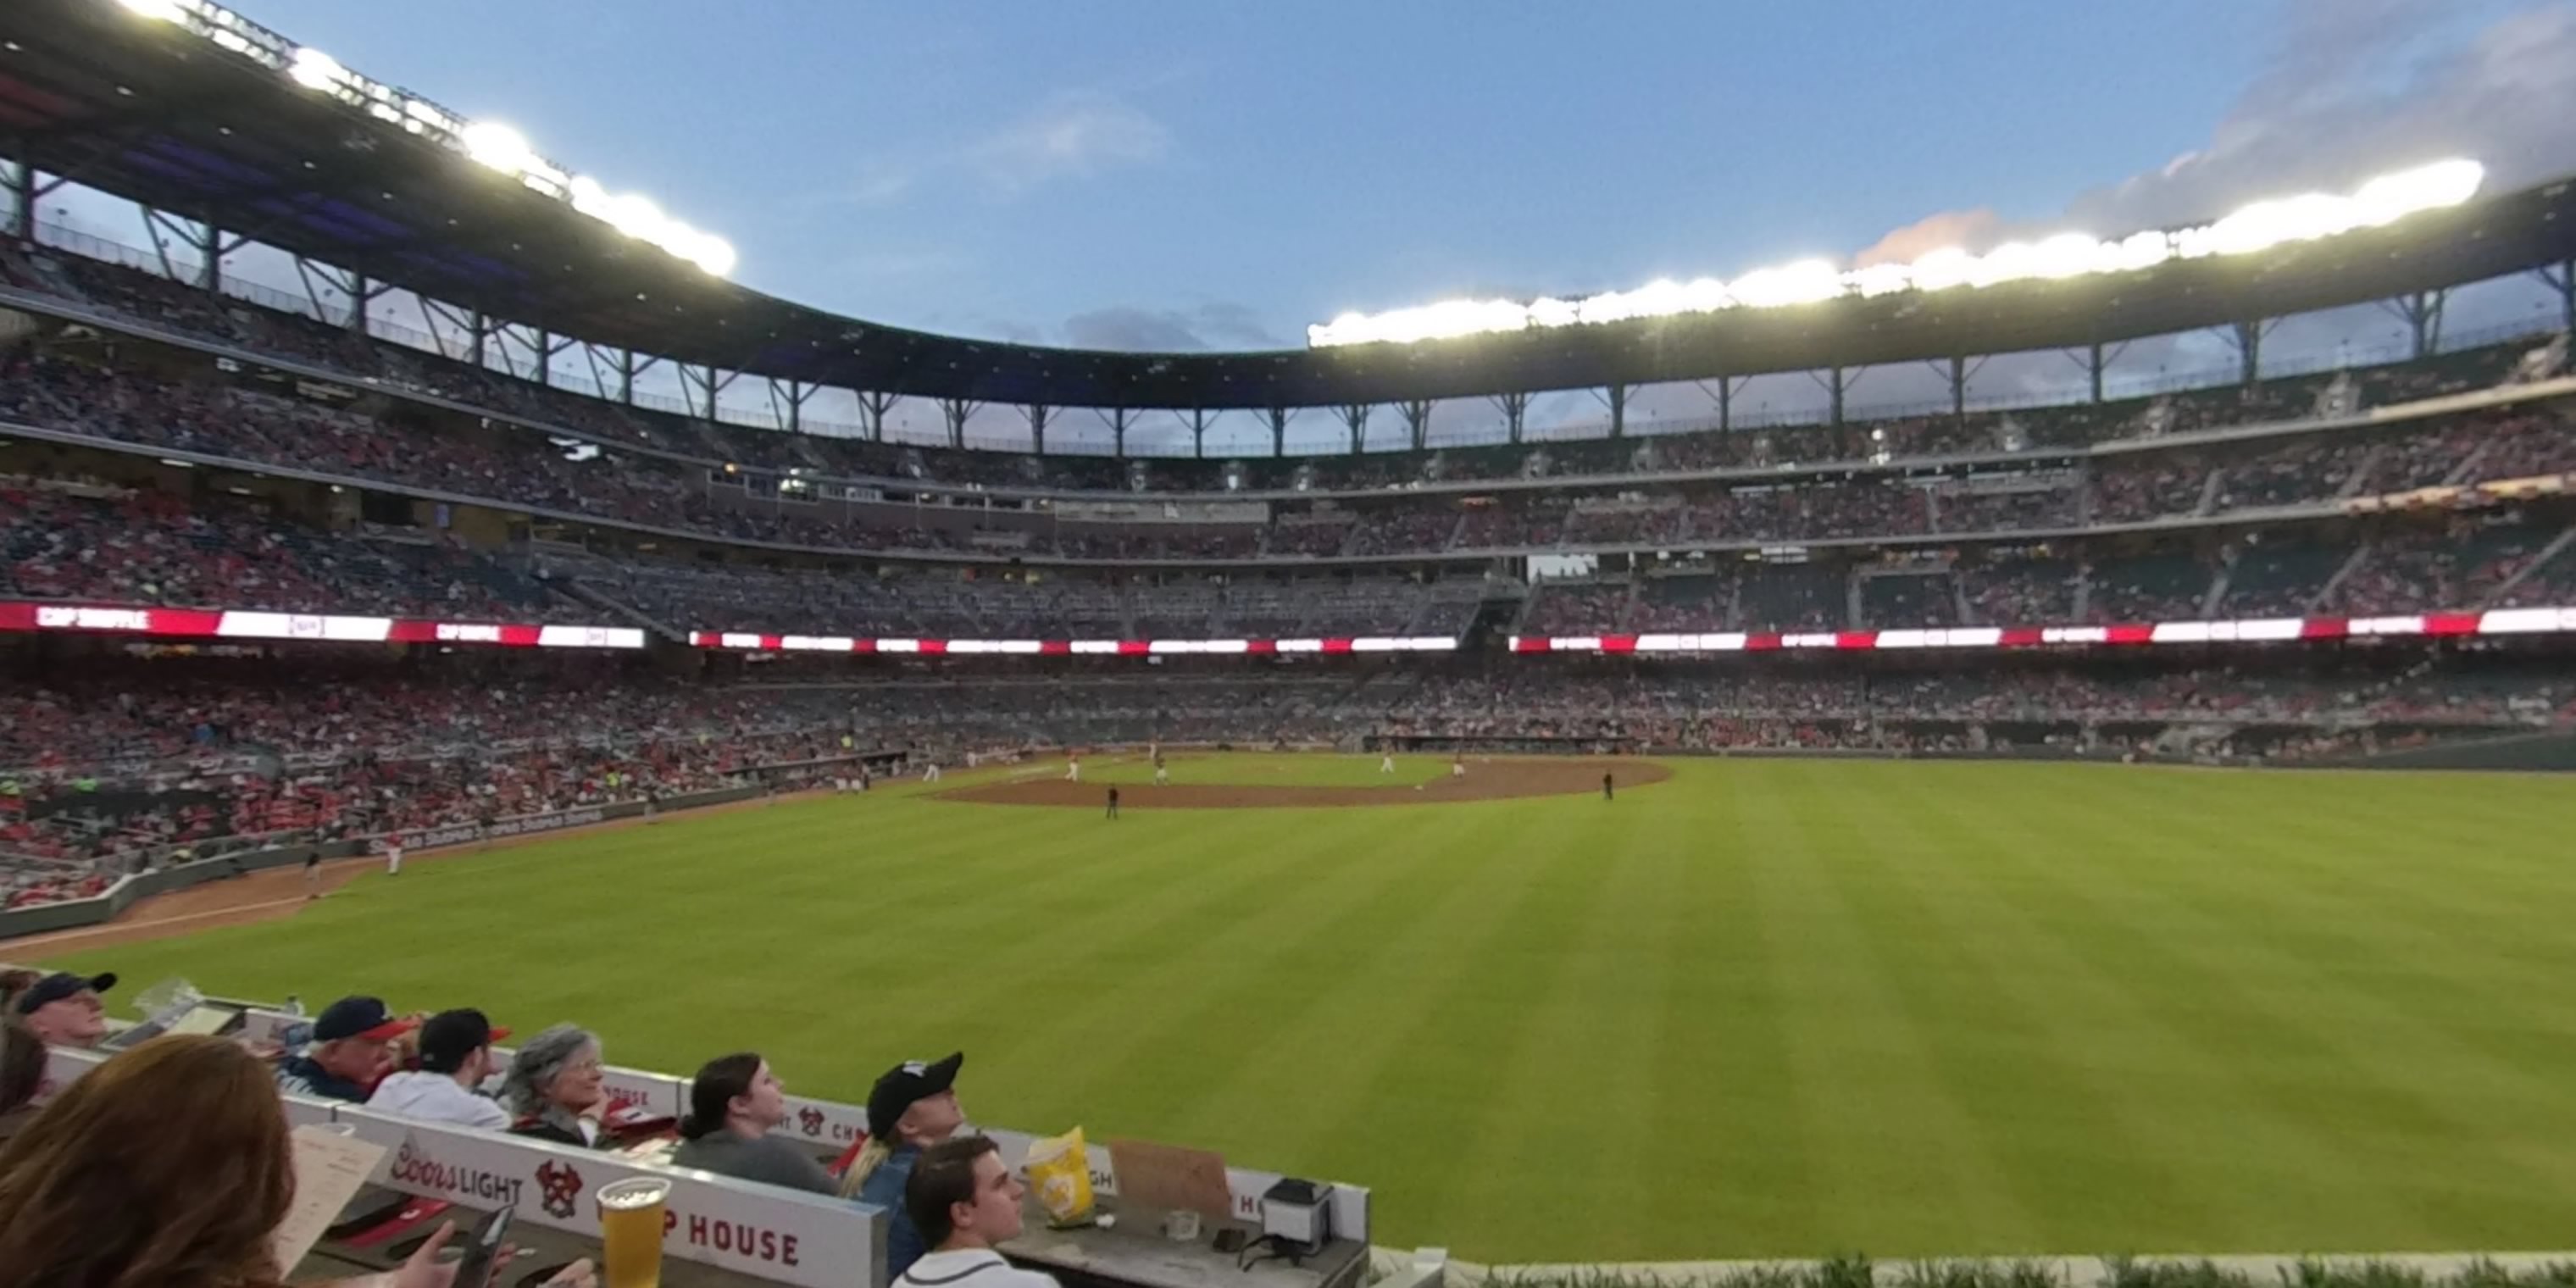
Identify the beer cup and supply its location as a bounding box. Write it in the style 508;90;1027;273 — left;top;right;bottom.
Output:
597;1176;671;1288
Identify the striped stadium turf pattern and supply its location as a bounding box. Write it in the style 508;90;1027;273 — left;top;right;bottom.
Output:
42;755;2576;1263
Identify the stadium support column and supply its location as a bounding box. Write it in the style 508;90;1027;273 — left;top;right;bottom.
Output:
1924;356;1986;426
2220;319;2274;388
1025;403;1054;455
1338;403;1370;455
1185;408;1210;458
2060;341;2124;404
1262;407;1292;458
1491;391;1530;445
1398;398;1434;451
2534;261;2576;337
625;353;669;408
1589;383;1633;438
2378;290;2446;360
680;365;740;421
1694;376;1748;434
3;158;70;245
1093;407;1133;456
1;156;28;242
858;391;897;441
771;380;815;435
141;206;222;290
1807;367;1862;452
533;331;576;389
291;258;389;333
582;344;628;402
939;397;981;449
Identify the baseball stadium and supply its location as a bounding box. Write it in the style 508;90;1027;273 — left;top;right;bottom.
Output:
3;3;2576;1287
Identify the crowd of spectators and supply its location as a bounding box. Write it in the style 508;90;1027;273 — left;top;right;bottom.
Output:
1368;654;2575;753
1;475;580;622
3;241;2566;519
1524;514;2574;637
564;553;1487;640
3;296;2572;567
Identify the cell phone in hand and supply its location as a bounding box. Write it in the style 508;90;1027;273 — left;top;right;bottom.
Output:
452;1206;514;1288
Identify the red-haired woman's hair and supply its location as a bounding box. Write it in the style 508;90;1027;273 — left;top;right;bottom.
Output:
0;1035;296;1288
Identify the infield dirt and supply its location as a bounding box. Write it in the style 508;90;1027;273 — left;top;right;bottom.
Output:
935;756;1669;808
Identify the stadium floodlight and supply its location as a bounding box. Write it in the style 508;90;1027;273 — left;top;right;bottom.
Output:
286;47;346;92
461;121;537;175
93;0;756;279
685;234;739;278
1306;158;2487;348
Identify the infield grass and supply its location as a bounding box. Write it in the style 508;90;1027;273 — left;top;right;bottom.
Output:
41;755;2576;1263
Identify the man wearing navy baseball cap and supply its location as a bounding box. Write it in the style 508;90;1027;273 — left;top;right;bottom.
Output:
276;996;419;1102
14;972;114;1049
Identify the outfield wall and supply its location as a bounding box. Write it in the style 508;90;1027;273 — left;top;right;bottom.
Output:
0;783;764;943
2318;727;2576;770
1386;730;2575;770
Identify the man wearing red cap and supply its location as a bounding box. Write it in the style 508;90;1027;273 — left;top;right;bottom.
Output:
275;996;418;1102
368;1008;511;1129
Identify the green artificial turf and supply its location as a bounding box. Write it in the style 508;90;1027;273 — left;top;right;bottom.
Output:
41;756;2576;1263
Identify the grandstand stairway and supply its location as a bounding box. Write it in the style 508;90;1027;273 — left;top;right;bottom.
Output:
554;575;685;641
2193;467;2227;518
2441;440;2496;486
2483;525;2576;605
2199;552;2235;619
2337;445;2387;499
2313;541;2378;610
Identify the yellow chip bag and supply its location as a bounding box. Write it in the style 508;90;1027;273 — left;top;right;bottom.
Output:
1024;1127;1095;1227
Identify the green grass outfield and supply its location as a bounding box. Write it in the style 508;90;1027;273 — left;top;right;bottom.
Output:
41;754;2576;1263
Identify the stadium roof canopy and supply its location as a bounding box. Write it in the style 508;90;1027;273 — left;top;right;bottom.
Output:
5;0;2576;412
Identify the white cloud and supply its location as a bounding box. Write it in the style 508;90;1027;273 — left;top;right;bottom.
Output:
2066;0;2576;230
1855;2;2576;262
838;247;974;280
969;91;1172;195
1062;303;1280;352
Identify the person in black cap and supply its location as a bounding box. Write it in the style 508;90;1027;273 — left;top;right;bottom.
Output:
367;1008;513;1130
841;1052;968;1279
15;971;115;1050
275;996;418;1102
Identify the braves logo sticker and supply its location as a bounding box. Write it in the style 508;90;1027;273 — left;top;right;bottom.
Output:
535;1158;584;1220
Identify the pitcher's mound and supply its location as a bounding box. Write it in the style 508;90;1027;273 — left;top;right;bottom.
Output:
936;758;1670;809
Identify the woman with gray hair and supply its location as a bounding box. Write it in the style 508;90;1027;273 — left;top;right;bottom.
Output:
502;1024;612;1148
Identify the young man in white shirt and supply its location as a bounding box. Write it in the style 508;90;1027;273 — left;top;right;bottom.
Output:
894;1136;1060;1288
367;1008;512;1130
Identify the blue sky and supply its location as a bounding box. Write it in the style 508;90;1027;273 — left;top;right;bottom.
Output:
200;0;2573;356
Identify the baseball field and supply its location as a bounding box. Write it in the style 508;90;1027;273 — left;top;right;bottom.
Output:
32;753;2576;1263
